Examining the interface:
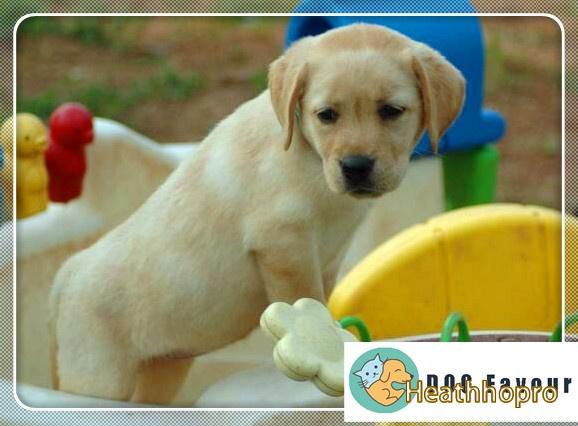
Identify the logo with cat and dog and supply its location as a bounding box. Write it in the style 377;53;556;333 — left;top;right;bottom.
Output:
349;348;419;413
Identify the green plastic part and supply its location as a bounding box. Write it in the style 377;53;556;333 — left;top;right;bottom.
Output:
440;312;471;342
339;316;372;342
442;144;500;211
549;312;578;342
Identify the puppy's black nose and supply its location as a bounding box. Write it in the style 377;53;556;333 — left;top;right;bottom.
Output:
340;155;375;182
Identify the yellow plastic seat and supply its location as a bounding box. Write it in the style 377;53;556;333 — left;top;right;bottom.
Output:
329;204;561;340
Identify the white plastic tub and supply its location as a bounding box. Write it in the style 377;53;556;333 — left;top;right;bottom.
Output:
12;118;443;408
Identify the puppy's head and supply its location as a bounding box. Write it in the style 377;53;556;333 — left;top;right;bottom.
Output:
269;24;465;198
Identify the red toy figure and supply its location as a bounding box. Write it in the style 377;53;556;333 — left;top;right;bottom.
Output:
45;103;94;202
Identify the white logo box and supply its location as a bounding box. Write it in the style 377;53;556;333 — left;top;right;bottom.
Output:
344;342;578;422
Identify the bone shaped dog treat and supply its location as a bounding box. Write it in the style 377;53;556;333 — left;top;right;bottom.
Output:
260;298;357;396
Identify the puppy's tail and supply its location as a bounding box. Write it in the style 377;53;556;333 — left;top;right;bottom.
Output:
48;264;68;391
48;316;59;390
48;284;61;390
48;307;59;390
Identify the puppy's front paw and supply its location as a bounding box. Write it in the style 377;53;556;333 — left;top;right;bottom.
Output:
260;298;357;396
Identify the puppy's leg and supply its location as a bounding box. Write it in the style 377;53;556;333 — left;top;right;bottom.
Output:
131;356;193;405
58;342;138;401
56;312;138;401
254;226;325;304
322;244;350;300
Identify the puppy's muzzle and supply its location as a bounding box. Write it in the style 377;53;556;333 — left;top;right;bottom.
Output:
340;155;375;194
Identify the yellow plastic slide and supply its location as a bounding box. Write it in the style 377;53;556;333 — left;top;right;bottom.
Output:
329;204;561;340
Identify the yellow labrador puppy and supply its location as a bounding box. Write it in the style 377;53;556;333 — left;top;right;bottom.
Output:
49;23;464;404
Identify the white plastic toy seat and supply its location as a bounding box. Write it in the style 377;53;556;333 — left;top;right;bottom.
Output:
196;366;343;408
11;118;443;408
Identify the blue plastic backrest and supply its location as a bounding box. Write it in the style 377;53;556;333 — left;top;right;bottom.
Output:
285;1;506;156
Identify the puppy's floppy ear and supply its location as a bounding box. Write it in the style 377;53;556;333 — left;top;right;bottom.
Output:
411;45;466;152
268;49;308;151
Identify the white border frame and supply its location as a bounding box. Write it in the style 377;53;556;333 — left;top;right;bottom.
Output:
10;12;566;413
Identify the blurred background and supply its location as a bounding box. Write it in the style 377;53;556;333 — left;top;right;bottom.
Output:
15;16;561;208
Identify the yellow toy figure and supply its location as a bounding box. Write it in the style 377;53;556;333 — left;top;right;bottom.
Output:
14;113;49;219
0;116;14;212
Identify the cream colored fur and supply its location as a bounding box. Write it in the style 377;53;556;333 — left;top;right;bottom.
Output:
50;23;464;404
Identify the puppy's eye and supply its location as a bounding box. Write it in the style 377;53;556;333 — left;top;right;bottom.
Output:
378;104;404;120
317;108;339;124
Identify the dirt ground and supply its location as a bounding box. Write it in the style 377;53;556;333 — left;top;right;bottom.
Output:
16;16;562;209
